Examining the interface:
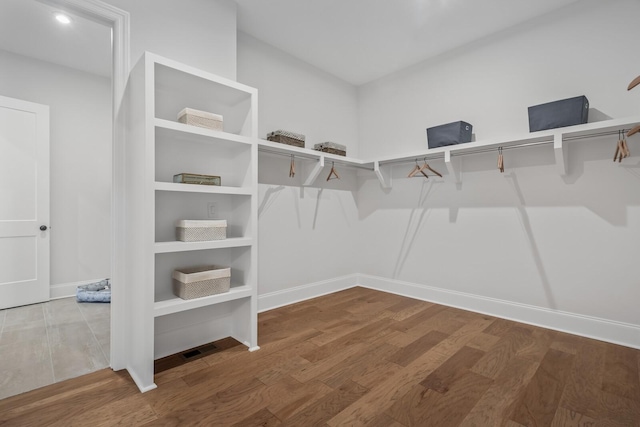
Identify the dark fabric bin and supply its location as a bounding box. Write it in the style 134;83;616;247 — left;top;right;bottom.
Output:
528;96;589;132
426;121;473;149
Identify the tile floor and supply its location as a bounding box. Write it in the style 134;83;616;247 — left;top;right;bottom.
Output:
0;298;110;400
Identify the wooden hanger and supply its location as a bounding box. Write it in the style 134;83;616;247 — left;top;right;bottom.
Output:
419;158;443;178
407;160;428;178
326;161;340;181
628;75;640;91
289;155;295;178
409;159;429;179
613;131;631;163
623;134;631;159
614;139;623;162
408;160;421;178
627;125;640;138
497;147;505;173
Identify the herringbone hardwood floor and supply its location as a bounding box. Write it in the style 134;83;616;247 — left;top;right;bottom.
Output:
1;287;638;426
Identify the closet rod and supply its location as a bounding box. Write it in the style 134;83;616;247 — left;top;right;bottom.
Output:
258;147;374;170
562;129;629;142
449;139;554;158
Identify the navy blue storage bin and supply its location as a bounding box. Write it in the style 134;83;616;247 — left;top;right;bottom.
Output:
528;96;589;132
426;121;473;149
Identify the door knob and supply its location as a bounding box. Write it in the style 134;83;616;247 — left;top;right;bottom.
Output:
40;225;47;231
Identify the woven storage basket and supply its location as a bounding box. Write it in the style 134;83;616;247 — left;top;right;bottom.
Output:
313;142;347;157
267;130;305;148
173;173;221;186
177;108;223;131
172;265;231;300
176;220;227;242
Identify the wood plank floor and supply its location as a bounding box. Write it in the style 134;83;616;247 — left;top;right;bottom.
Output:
1;287;639;426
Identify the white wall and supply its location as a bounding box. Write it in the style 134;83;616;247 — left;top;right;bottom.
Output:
358;0;640;159
237;33;361;298
0;50;112;291
105;0;237;79
356;0;640;336
237;32;359;154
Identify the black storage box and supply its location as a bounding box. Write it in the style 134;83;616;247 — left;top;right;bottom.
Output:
528;95;589;132
426;121;473;149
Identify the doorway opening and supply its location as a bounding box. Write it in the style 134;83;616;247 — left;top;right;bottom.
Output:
0;0;128;399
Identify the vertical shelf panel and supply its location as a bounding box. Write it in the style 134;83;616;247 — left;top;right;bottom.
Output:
374;161;392;189
553;133;568;176
303;156;325;186
444;150;461;184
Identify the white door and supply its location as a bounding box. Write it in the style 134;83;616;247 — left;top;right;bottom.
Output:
0;95;49;309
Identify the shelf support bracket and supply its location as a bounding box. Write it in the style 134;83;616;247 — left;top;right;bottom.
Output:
444;150;461;183
554;133;568;176
303;156;325;186
374;161;392;189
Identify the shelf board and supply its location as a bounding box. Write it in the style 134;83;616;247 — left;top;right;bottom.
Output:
257;140;371;167
258;139;320;159
373;116;640;165
151;52;257;104
154;182;253;195
154;284;253;317
258;139;374;186
154;237;253;254
259;117;640;188
155;118;255;147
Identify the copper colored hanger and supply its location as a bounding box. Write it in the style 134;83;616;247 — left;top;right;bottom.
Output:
497;147;505;173
627;125;640;138
408;160;422;178
623;132;631;159
419;158;442;178
628;75;640;91
408;159;428;178
614;130;631;163
614;138;622;162
289;154;295;178
326;161;340;181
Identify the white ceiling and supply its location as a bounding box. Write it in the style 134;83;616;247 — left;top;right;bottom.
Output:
236;0;582;85
0;0;111;77
0;1;582;84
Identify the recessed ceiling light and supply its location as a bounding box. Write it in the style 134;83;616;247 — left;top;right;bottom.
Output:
54;13;72;25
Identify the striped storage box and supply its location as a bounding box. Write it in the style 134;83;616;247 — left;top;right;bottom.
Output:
314;142;347;156
177;108;223;131
172;265;231;300
267;130;306;148
176;220;227;242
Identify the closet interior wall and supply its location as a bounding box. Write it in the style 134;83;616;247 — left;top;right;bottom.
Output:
104;0;238;80
356;0;640;340
237;32;361;306
235;1;640;346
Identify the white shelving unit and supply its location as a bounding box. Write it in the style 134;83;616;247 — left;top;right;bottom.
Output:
372;116;640;187
123;52;259;392
258;139;373;186
257;116;640;189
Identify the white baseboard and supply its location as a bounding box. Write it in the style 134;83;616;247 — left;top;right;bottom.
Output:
357;274;640;350
126;367;157;394
258;274;359;313
50;278;106;300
